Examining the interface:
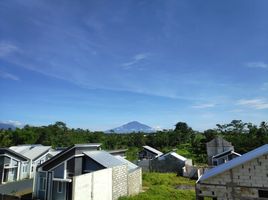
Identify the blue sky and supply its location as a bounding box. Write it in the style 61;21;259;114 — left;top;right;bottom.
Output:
0;0;268;131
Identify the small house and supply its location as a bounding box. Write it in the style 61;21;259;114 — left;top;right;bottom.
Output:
150;152;192;175
212;149;241;166
138;145;163;160
206;137;234;166
10;144;52;178
33;143;141;200
0;148;29;184
196;144;268;200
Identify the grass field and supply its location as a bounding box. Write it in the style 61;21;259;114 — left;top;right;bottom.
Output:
119;172;196;200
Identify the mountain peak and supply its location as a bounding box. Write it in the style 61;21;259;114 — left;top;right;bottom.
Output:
107;121;155;134
0;122;16;130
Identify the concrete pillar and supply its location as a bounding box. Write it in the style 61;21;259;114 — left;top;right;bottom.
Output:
64;161;67;179
17;161;21;181
29;160;32;179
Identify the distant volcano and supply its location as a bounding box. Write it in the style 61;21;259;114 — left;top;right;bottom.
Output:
0;122;16;130
106;121;155;133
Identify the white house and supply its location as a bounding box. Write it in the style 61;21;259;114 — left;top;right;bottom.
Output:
0;148;29;184
33;144;142;200
10;144;52;178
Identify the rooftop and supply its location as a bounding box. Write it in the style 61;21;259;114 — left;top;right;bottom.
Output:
10;145;51;160
143;145;163;157
0;148;29;161
108;149;128;154
114;155;138;171
212;149;241;159
163;152;187;161
83;151;125;168
74;143;102;147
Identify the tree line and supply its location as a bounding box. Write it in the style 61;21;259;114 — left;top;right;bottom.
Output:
0;120;267;164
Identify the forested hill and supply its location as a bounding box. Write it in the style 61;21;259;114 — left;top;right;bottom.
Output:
0;120;267;164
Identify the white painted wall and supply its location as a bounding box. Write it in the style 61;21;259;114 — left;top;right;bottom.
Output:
72;168;113;200
92;168;112;200
72;173;92;200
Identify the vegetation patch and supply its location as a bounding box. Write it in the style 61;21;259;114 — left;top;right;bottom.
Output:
119;172;196;200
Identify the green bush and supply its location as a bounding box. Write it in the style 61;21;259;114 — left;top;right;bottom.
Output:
120;185;195;200
142;173;195;187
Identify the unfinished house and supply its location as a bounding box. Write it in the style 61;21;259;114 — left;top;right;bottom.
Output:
10;144;52;178
0;148;29;184
206;137;236;166
138;145;163;160
150;151;192;175
196;144;268;200
33;144;142;200
212;149;241;167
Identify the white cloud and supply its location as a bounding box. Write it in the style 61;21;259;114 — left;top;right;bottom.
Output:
154;125;162;131
0;70;19;81
2;120;23;127
246;62;268;69
237;99;268;110
134;53;147;61
122;53;149;68
192;103;215;109
0;42;18;57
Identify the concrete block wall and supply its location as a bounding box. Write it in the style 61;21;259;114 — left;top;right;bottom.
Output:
128;168;142;196
196;154;268;200
231;155;268;187
196;184;229;200
196;184;260;200
202;171;231;185
112;164;128;200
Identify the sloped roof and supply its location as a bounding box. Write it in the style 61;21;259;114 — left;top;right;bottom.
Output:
114;155;138;171
83;151;125;168
47;150;62;157
37;143;102;170
143;145;163;157
9;145;31;154
23;146;51;160
10;145;51;160
157;152;187;161
108;149;128;154
74;143;101;148
0;148;29;161
212;149;241;159
169;152;187;161
198;144;268;182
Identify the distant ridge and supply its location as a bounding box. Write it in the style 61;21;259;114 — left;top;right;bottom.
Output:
0;122;16;130
106;121;155;134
